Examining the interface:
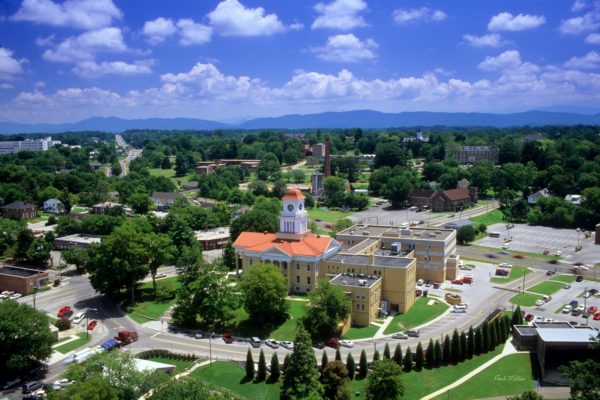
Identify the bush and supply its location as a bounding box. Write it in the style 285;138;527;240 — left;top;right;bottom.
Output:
46;216;57;226
55;317;71;331
53;279;60;287
456;225;476;244
155;282;176;301
478;223;487;233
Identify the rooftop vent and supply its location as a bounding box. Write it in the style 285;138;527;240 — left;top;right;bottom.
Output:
362;230;370;235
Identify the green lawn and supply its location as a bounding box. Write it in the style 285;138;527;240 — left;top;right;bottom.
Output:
550;274;577;284
527;281;564;296
147;168;196;185
509;292;544;307
308;207;353;223
384;297;449;335
231;300;307;341
147;357;195;373
54;332;91;354
471;245;559;261
469;209;504;226
343;324;379;340
490;265;530;284
432;353;534;400
192;362;280;400
126;276;180;323
193;345;506;400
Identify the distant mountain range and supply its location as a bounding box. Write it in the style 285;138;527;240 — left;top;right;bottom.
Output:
1;109;600;134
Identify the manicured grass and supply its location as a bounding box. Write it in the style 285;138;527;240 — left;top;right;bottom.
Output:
384;297;449;335
528;281;564;296
550;274;577;284
343;324;379;340
147;357;195;373
432;353;534;400
147;168;196;185
55;332;91;354
308;207;353;223
192;361;280;400
126;277;180;322
469;209;504;226
231;300;307;341
509;292;543;307
490;265;530;284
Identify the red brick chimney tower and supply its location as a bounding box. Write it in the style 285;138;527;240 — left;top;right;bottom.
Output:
324;136;331;177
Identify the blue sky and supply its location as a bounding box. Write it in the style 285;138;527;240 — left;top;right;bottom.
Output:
1;0;600;123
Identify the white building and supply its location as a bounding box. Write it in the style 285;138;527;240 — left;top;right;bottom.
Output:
565;194;584;206
528;189;550;205
43;198;64;214
0;137;61;154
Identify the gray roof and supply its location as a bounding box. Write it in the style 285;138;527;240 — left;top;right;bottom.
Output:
537;327;598;343
443;220;474;230
2;200;36;210
151;192;184;202
0;265;46;277
330;273;381;288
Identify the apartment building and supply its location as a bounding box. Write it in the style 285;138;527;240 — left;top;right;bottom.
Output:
0;137;61;154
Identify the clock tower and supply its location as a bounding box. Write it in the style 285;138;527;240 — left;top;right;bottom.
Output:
278;188;309;240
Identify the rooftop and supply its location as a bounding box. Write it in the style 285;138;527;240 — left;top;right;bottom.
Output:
55;234;103;245
336;224;455;241
283;188;304;200
234;231;334;257
0;265;47;277
326;253;414;269
537;327;598;343
195;227;230;241
330;273;381;288
2;200;36;210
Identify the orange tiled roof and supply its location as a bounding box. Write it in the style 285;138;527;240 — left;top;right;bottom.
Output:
233;231;332;257
283;188;304;200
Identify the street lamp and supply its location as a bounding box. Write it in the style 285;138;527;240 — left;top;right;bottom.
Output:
584;288;588;326
576;228;581;251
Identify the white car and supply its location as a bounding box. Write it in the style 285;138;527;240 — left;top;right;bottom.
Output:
264;339;279;349
554;250;562;257
340;340;354;348
392;332;408;339
73;312;85;324
9;293;22;300
534;299;545;307
280;341;293;350
0;294;7;300
502;243;511;249
498;263;512;268
53;379;74;390
417;279;424;286
562;305;573;313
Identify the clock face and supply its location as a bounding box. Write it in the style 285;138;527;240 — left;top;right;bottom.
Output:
287;204;294;211
299;204;303;210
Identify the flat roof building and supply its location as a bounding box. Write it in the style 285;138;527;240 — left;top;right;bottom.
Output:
54;234;102;249
195;227;230;250
0;265;49;294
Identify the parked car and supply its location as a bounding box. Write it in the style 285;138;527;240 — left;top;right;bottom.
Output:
563;284;571;289
583;291;591;298
501;243;511;249
86;320;97;331
340;340;354;348
415;289;423;297
562;305;573;313
313;342;325;349
576;276;584;282
326;338;341;349
452;305;467;313
22;381;43;394
542;295;552;303
417;279;424;286
222;333;234;344
9;293;22;300
498;263;512;268
535;300;545;307
594;312;600;321
57;306;71;318
569;300;579;308
406;329;420;337
554;250;562;256
572;309;582;316
392;332;408;339
424;280;432;287
249;337;262;348
524;313;534;321
280;341;293;350
72;312;85;324
590;288;598;295
265;339;279;349
433;282;441;289
52;379;74;390
451;279;464;285
2;378;21;391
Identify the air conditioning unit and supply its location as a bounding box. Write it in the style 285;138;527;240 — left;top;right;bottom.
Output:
391;242;401;254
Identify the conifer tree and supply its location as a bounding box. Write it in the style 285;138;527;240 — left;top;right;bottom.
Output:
475;327;483;355
256;349;267;382
373;350;380;363
246;348;255;380
482;322;491;353
425;339;434;368
281;327;322;400
393;343;403;366
403;346;413;372
359;350;368;379
415;343;424;371
503;315;512;337
270;352;280;382
383;343;391;360
451;329;460;364
442;336;451;365
283;353;291;372
467;326;475;359
490;320;498;349
459;331;468;362
433;340;443;367
322;351;329;371
346;353;356;380
335;348;342;362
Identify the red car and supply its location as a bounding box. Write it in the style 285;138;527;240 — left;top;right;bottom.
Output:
594;312;600;321
588;306;598;314
415;289;423;297
222;333;234;344
451;279;464;285
57;306;71;318
326;338;341;349
87;320;97;331
524;313;534;322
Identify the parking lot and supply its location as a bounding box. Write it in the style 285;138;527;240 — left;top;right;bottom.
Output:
474;223;598;265
349;203;439;226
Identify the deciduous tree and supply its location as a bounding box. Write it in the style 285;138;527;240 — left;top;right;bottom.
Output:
365;360;405;400
320;361;351;400
303;279;351;341
239;263;288;325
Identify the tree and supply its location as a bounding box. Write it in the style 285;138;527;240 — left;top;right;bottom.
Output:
560;359;600;400
359;350;368;379
111;162;122;177
474;327;483;355
48;376;119;400
303;279;351;341
415;343;424;371
346;353;356;380
223;240;236;271
0;301;54;378
482;322;491;353
240;263;288;325
373;350;380;363
403;346;413;372
442;336;451;365
281;327;322;400
149;377;215;400
365;360;405;400
467;326;475;359
382;343;391;360
335;348;342;362
25;236;53;265
61;246;89;273
490;319;498;349
321;361;351;400
230;209;279;241
425;339;434;368
460;331;468;361
433;340;443;367
393;343;403;366
456;225;477;245
512;305;524;328
506;390;546;400
321;351;329;371
147;233;176;292
450;329;460;364
128;192;153;215
270;352;280;382
324;176;346;207
384;175;413;208
245;349;254;380
166;214;195;254
256;349;267;382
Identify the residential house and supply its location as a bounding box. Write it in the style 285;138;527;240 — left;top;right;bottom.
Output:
43;198;64;214
92;201;122;215
2;201;37;220
448;145;499;164
151;192;187;211
528;189;550;205
409;187;478;212
565;194;584;205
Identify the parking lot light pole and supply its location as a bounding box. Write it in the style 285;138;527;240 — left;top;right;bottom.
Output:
576;228;581;250
584;288;588;326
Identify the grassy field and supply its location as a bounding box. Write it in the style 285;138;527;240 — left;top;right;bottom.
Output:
126;277;180;323
55;332;91;354
342;324;379;340
147;357;195;373
528;281;564;296
384;297;449;335
193;345;506;400
469;209;505;226
550;274;576;284
231;300;307;341
147;168;196;186
509;292;544;307
490;265;530;284
432;353;534;400
308;207;353;223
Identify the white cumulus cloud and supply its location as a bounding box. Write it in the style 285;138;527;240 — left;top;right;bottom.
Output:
41;27;127;63
312;0;368;30
392;7;447;25
488;12;546;32
564;51;600;69
11;0;122;30
0;48;26;80
311;34;377;63
463;33;505;48
478;50;523;71
142;17;177;45
586;32;600;43
208;0;285;36
176;19;213;46
559;14;600;34
73;60;155;78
